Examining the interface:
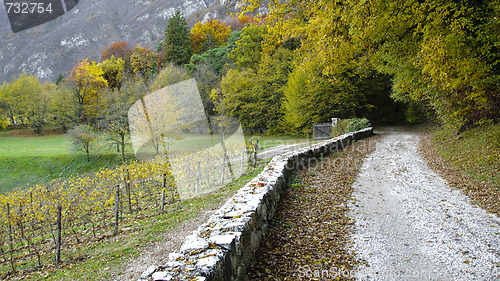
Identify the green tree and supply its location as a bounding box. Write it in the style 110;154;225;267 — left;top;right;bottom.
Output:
228;23;266;69
150;64;191;91
186;30;242;76
220;48;293;134
119;76;150;106
192;64;219;117
243;0;500;130
49;85;79;132
0;73;50;134
218;68;259;133
253;48;294;133
159;10;192;66
27;83;53;135
55;74;64;85
283;60;332;134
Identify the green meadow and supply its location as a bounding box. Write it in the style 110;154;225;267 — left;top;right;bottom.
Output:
0;131;311;193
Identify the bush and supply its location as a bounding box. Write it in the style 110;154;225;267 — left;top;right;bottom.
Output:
331;118;371;137
0;120;8;131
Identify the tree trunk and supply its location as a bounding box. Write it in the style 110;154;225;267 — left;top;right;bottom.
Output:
120;133;126;162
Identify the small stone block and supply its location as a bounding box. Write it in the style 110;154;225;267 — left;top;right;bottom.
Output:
141;265;158;279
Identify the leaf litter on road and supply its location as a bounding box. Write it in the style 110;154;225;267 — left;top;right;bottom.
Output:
246;135;379;280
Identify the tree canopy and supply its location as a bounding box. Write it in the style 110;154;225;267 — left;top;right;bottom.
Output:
191;19;231;54
240;0;499;131
159;10;192;66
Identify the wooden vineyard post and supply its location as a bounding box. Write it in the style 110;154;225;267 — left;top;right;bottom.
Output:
253;140;259;167
29;192;41;266
160;190;165;212
6;203;15;272
125;169;132;213
55;205;62;265
163;172;177;203
114;187;120;236
220;151;225;185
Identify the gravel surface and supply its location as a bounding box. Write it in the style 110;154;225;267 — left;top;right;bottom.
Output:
350;128;500;280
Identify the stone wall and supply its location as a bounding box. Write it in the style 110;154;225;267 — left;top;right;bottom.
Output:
141;128;373;281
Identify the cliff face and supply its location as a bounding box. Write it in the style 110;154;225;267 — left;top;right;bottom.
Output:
0;0;238;83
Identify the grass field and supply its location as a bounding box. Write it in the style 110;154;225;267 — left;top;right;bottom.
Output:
0;132;132;193
0;134;71;157
0;131;311;193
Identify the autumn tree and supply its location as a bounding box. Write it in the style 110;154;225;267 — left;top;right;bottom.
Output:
119;76;150;106
101;41;133;62
225;15;259;31
130;45;157;84
242;0;499;130
0;73;51;133
220;48;294;134
158;10;192;65
191;20;231;54
98;56;125;90
150;64;190;91
67;59;108;122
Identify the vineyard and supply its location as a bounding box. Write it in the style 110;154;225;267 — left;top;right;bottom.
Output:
0;139;253;278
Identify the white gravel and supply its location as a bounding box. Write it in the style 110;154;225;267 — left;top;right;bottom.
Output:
350;128;500;280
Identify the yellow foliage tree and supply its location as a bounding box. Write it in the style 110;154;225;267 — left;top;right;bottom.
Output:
67;59;108;122
130;45;157;83
190;20;231;54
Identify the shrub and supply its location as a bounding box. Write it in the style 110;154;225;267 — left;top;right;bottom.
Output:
331;118;371;137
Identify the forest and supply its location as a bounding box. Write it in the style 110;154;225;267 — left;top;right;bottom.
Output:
1;0;496;139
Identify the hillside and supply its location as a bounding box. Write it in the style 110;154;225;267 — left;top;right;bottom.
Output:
0;0;242;84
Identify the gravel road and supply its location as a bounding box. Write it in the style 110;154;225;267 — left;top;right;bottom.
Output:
350;128;500;280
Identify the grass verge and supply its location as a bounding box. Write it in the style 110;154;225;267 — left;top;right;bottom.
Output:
419;123;500;215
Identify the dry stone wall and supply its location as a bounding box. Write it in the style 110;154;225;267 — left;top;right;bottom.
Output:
141;128;373;281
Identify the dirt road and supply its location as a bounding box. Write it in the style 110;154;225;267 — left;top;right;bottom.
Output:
350;128;500;280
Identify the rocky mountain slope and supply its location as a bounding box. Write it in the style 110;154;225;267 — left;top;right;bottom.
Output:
0;0;241;84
